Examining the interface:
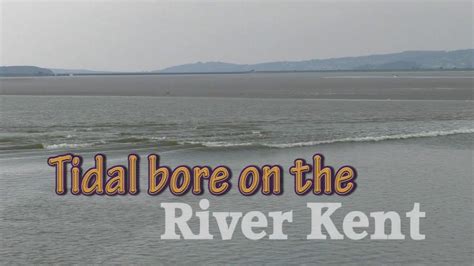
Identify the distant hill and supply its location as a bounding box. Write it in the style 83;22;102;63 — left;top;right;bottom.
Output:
0;66;54;77
1;49;473;77
159;49;474;73
50;68;115;75
159;62;248;73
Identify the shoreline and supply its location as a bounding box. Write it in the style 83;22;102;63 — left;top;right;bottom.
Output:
1;94;474;101
1;68;474;78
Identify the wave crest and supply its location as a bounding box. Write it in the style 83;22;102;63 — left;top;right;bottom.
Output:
45;143;94;149
265;128;474;148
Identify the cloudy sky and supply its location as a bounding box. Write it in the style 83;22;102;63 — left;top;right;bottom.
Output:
1;0;472;71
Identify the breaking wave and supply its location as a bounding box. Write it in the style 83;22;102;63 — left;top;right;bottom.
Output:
44;143;94;150
264;128;474;148
180;141;254;148
1;128;473;152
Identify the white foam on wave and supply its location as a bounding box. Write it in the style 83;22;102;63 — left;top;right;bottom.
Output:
45;143;93;149
264;128;474;148
43;128;474;150
181;141;254;148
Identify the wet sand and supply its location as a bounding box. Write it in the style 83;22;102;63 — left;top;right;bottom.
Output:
1;71;473;100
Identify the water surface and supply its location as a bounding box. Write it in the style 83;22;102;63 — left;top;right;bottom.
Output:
0;73;473;264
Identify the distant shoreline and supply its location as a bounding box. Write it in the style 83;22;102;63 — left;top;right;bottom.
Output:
1;68;473;78
2;49;473;77
56;68;474;76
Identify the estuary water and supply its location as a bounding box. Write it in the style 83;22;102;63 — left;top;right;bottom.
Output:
0;96;473;152
0;72;473;264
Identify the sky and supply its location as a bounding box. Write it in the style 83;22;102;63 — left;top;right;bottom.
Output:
1;0;473;71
